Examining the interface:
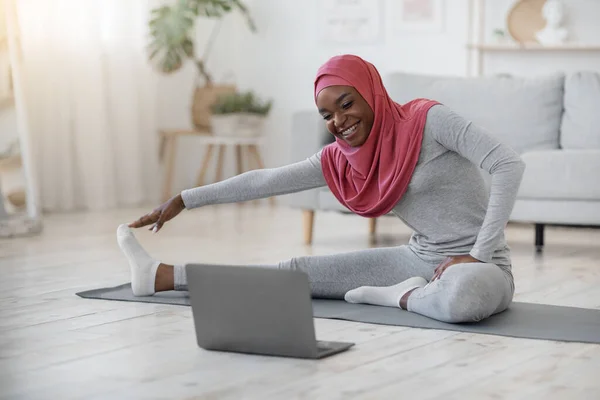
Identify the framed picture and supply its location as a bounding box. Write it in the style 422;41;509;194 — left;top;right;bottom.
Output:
319;0;384;44
393;0;444;33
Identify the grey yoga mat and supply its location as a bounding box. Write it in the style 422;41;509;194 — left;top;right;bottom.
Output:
76;283;600;344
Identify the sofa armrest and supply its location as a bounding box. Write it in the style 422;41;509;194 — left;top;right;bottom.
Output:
285;110;329;210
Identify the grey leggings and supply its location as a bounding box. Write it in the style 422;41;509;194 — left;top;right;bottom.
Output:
176;245;515;324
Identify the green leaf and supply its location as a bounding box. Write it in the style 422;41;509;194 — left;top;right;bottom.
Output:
148;46;161;61
147;0;257;73
181;38;194;57
211;90;273;115
147;1;198;73
231;0;256;31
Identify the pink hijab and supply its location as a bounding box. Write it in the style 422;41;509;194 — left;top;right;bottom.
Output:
315;55;439;218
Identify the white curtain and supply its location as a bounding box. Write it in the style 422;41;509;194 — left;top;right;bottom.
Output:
14;0;160;211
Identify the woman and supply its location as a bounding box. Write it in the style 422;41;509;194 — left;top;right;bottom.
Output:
118;54;525;323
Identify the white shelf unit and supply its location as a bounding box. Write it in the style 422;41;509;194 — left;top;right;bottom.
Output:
466;0;600;76
468;43;600;51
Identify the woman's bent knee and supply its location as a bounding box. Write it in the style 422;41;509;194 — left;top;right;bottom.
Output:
437;264;510;323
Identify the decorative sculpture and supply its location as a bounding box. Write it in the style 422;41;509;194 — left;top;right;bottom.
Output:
535;0;568;45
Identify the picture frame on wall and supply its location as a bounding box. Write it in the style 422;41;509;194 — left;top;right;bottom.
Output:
318;0;384;44
393;0;445;33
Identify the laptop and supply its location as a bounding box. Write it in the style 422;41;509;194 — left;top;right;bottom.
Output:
185;264;355;359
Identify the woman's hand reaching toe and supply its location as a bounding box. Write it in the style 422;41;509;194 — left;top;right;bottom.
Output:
128;193;185;233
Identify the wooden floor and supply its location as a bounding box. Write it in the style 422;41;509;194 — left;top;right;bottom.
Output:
1;203;599;399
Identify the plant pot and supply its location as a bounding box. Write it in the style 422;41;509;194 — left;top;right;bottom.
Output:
211;113;266;137
191;84;237;131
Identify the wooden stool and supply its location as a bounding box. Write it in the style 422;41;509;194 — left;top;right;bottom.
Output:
302;209;378;246
159;129;275;205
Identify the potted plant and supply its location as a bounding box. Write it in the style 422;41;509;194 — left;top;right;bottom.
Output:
148;0;256;130
210;91;272;137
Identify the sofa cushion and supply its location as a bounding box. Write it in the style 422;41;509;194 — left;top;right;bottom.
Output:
518;150;600;201
385;72;564;154
560;71;600;149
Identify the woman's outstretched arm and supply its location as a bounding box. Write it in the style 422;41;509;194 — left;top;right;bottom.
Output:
180;151;327;209
129;151;327;232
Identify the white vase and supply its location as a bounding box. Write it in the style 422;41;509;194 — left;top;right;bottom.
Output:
211;113;266;137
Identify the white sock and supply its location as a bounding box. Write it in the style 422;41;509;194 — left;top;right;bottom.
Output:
344;277;428;308
116;224;160;296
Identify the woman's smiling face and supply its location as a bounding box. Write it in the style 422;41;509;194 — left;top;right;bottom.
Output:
316;85;374;147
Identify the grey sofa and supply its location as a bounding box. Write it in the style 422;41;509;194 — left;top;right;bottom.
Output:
287;71;600;250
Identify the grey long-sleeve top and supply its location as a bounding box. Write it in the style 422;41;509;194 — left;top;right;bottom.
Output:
182;104;526;269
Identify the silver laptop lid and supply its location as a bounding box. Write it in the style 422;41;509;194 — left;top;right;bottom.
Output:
186;264;319;358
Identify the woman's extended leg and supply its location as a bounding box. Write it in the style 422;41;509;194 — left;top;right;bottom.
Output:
172;246;434;298
116;224;436;297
